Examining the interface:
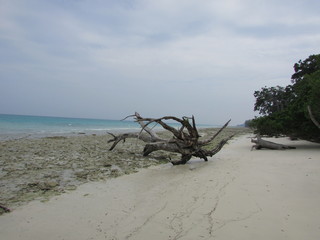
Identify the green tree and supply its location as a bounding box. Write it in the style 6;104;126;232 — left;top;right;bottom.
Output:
291;54;320;83
252;54;320;141
253;85;293;115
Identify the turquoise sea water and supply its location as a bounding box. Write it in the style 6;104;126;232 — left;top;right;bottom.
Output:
0;114;217;140
0;114;142;140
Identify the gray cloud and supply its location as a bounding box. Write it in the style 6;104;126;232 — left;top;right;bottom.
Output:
1;0;320;124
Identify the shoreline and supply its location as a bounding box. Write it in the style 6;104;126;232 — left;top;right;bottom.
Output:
0;127;249;213
0;113;223;141
0;134;319;239
0;125;225;142
0;128;142;142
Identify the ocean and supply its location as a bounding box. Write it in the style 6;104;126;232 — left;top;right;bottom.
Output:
0;114;143;140
0;114;217;141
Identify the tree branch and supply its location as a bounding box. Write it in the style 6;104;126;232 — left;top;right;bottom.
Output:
198;119;231;145
108;113;233;165
307;105;320;129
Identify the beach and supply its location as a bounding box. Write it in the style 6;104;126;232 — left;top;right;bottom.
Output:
1;133;320;239
0;127;247;212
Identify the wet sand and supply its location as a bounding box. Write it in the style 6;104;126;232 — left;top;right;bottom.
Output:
1;134;319;239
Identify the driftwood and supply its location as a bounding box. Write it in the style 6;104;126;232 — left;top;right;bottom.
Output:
108;112;234;165
251;134;296;150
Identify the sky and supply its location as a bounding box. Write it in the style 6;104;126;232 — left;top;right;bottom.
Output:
1;0;320;125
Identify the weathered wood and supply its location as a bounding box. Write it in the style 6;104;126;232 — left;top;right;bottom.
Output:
108;132;155;151
251;134;296;150
307;105;320;129
108;112;233;165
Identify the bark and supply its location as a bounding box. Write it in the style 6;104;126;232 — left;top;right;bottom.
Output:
307;105;320;129
251;134;296;150
108;112;233;165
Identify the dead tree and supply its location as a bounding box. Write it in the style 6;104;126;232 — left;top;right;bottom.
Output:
108;112;234;165
307;105;320;130
251;134;296;150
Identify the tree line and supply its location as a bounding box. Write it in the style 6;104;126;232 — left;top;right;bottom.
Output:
249;54;320;142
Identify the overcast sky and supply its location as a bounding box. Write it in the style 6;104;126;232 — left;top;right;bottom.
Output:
1;0;319;125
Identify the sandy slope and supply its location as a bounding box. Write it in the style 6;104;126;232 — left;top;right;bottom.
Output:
0;135;319;240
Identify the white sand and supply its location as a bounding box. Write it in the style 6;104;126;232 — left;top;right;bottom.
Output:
1;134;320;240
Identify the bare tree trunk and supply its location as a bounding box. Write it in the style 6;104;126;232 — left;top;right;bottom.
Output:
108;112;234;165
307;105;320;129
251;134;296;150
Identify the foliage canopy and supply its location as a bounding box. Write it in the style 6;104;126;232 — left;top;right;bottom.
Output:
251;54;320;142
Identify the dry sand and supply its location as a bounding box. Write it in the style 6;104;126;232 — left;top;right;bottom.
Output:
0;134;320;239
